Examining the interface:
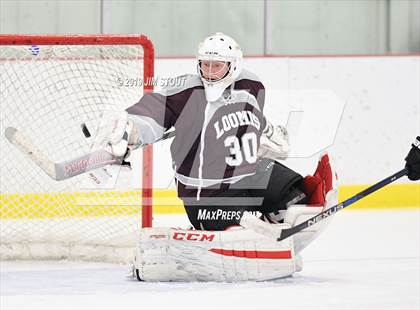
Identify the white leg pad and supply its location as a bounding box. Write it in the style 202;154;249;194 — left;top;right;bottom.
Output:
134;225;298;282
285;189;339;253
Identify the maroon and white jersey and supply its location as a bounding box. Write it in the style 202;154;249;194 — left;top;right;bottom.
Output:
126;69;266;193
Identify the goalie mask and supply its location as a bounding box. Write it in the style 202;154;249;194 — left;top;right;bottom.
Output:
197;33;243;102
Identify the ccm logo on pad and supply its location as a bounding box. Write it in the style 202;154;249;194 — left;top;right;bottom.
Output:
172;232;215;242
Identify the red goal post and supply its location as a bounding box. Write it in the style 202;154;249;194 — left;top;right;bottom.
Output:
0;34;155;261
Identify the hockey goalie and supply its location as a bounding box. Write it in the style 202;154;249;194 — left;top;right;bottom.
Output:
98;33;420;282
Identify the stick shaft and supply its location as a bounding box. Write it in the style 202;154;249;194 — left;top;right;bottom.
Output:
278;167;409;241
5;126;123;181
54;150;122;180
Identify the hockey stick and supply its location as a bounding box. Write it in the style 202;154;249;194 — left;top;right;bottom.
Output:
5;125;176;181
79;123;176;186
277;167;408;241
5;127;124;181
241;167;409;241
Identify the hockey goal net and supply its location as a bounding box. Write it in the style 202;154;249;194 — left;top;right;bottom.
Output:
0;35;154;263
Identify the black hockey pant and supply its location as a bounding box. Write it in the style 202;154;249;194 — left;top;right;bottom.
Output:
178;158;306;231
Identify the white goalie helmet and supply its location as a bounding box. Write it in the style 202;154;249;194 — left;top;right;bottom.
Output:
197;32;243;102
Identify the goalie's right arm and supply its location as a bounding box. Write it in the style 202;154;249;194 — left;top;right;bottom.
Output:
257;119;290;161
123;79;191;149
96;86;179;157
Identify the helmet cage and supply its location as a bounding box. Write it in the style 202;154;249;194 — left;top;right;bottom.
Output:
197;60;231;83
196;33;243;101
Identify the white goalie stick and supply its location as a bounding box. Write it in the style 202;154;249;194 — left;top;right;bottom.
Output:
4;126;176;181
4;126;124;181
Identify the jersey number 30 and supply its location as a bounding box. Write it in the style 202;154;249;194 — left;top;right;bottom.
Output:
224;132;258;166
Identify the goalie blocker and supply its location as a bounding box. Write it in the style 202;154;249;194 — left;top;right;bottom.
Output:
132;154;338;282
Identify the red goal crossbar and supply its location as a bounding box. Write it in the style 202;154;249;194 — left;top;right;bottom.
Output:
0;34;155;228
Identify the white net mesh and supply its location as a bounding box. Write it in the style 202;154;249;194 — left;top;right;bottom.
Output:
0;37;153;263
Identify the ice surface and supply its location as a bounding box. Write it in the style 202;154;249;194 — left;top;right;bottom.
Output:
1;209;419;310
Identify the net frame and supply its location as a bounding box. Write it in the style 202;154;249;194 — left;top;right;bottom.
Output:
0;34;154;229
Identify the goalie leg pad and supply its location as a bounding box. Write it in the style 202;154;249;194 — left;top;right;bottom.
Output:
134;226;298;282
285;188;339;253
